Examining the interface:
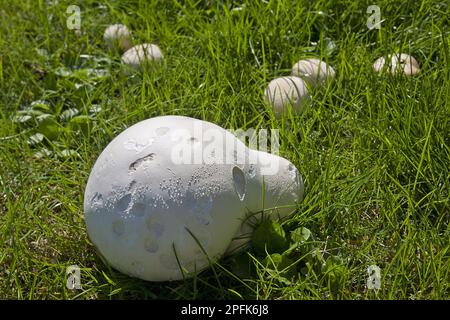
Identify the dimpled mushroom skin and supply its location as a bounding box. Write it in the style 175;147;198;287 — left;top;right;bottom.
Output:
84;116;304;281
291;58;336;88
121;43;164;71
373;53;420;76
103;24;133;52
264;76;310;117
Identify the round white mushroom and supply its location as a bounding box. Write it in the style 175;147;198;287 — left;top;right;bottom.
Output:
291;58;335;88
84;116;304;281
373;53;420;76
264;76;310;117
103;24;133;52
121;43;164;71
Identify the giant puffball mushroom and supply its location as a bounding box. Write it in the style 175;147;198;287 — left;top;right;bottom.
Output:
103;24;133;52
121;43;164;71
291;58;335;88
84;115;304;281
264;76;310;118
373;53;420;76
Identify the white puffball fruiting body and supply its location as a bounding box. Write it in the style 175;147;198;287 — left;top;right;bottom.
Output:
121;43;164;71
103;24;133;52
373;53;420;76
84;116;304;281
264;76;310;117
291;58;335;88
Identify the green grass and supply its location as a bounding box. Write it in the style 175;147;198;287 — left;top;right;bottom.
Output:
0;0;449;299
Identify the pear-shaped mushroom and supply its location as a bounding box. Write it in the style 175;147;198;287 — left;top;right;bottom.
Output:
264;76;310;118
121;43;164;71
291;58;335;88
84;116;304;281
103;24;133;52
373;53;420;76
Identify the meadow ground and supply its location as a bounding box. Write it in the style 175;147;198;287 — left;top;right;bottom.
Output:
0;0;449;299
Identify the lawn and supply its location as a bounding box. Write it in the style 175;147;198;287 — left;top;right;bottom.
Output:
0;0;449;299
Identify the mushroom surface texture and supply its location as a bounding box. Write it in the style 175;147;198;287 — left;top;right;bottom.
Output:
291;58;335;88
264;76;310;117
121;43;164;71
103;24;133;52
84;116;304;281
373;53;420;76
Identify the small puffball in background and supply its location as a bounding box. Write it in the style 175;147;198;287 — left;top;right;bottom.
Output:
121;43;165;72
264;76;310;117
373;53;420;76
291;58;335;88
104;24;133;52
